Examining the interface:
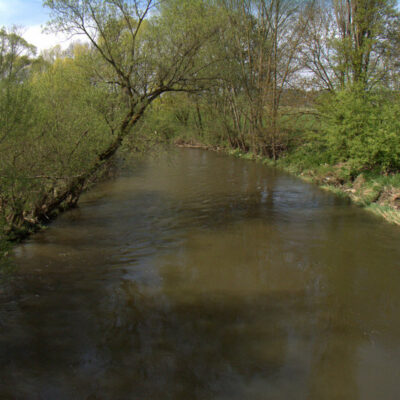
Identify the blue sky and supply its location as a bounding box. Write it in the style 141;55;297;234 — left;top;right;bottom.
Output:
0;0;49;26
0;0;80;51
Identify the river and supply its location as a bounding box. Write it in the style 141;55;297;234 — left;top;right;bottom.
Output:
1;148;400;399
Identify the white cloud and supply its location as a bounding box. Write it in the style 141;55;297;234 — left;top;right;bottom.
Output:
23;25;87;52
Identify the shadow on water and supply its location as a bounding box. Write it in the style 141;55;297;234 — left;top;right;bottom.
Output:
0;149;400;399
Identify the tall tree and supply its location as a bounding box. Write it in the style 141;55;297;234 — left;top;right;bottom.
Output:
23;0;220;224
303;0;399;90
214;0;310;157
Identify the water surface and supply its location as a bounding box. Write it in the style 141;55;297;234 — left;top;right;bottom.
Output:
1;149;400;399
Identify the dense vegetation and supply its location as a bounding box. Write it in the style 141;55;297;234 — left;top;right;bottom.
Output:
144;0;400;163
1;0;399;260
0;0;220;257
138;0;400;222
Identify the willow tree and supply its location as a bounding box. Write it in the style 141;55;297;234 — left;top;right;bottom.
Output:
0;28;37;145
0;29;37;235
18;0;219;225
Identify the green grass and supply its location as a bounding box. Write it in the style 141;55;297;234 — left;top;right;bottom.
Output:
367;203;400;225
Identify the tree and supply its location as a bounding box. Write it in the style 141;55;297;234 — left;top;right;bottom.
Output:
0;27;37;146
303;0;400;90
7;0;219;226
0;27;36;80
210;0;310;157
0;43;112;235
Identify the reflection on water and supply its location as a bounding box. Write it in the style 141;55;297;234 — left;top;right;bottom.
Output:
1;149;400;399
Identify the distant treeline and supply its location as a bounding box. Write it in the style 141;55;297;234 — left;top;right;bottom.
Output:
1;0;399;250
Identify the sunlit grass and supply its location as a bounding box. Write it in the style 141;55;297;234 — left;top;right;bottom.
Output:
367;204;400;226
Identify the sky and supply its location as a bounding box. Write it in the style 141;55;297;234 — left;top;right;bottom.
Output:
2;0;399;52
0;0;78;52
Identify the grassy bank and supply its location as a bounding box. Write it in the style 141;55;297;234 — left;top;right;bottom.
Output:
224;148;400;226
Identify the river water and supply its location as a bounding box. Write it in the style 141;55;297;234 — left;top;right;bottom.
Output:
1;149;400;399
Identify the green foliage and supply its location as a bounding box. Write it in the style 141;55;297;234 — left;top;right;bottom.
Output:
135;92;230;147
138;95;192;141
0;27;37;80
318;86;400;173
0;39;117;235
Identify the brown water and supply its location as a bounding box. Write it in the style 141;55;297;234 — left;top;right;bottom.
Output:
1;148;400;400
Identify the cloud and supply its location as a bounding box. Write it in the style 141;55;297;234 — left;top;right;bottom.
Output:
23;25;87;52
0;1;88;53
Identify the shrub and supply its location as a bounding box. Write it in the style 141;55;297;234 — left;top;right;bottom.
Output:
318;86;400;173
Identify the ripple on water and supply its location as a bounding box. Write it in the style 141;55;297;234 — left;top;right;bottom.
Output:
1;149;400;400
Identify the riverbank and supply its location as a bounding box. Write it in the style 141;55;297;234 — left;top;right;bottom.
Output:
227;148;400;226
0;160;119;266
175;141;400;226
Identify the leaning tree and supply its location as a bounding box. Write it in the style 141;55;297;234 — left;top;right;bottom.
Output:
16;0;220;228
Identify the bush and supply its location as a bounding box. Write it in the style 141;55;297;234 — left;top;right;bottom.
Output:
318;86;400;173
